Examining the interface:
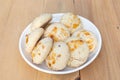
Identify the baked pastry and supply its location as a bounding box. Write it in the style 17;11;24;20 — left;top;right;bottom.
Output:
44;23;70;41
61;13;83;34
46;42;70;70
66;37;89;67
25;28;44;53
31;37;53;64
72;29;97;52
31;13;52;31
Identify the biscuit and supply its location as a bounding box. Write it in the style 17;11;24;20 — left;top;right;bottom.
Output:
25;28;44;53
31;13;52;31
44;23;70;41
32;37;53;64
46;42;70;70
61;13;83;34
66;37;89;67
72;29;97;52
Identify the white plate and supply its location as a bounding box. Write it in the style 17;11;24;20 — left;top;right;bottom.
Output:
19;13;102;74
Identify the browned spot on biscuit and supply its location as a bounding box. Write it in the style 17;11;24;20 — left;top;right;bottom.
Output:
73;24;79;29
67;40;84;52
82;30;90;36
49;34;58;42
51;52;56;58
47;27;59;41
48;52;56;61
48;62;51;67
84;32;90;36
89;44;93;50
79;40;84;44
71;48;75;52
25;35;29;43
38;52;41;55
53;36;59;42
67;42;75;52
49;35;53;38
52;27;57;33
51;56;55;60
74;44;77;49
86;38;93;44
42;45;45;49
52;60;55;64
71;40;84;45
32;53;35;58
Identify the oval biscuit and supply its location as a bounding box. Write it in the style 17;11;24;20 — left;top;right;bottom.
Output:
61;13;83;34
25;28;44;53
46;42;70;70
32;37;53;64
66;37;89;67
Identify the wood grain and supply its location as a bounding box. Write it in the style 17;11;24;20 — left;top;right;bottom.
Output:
75;0;120;80
43;0;75;13
0;0;120;80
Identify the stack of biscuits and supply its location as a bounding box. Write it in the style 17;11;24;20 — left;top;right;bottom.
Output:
25;13;97;70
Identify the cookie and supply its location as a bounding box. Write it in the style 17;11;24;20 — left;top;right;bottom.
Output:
32;37;53;64
66;37;89;67
61;13;83;34
46;42;70;70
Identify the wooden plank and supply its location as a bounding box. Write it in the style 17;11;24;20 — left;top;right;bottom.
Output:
43;0;75;13
0;0;50;80
111;0;120;21
0;0;14;42
74;0;120;80
74;0;93;21
37;71;79;80
0;0;15;79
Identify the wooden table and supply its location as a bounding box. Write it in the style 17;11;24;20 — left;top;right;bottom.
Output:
0;0;120;80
